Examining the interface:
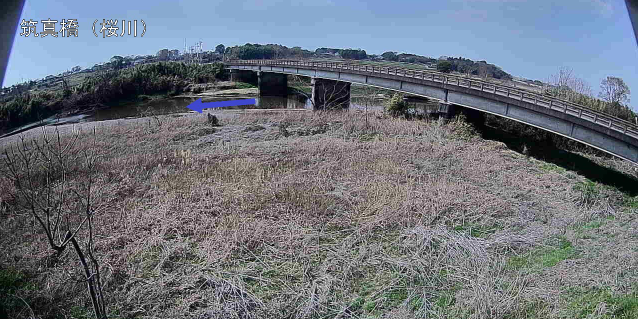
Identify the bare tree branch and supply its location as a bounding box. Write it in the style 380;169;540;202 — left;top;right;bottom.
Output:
1;127;107;318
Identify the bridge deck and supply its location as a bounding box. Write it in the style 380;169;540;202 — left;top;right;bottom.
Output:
226;59;638;164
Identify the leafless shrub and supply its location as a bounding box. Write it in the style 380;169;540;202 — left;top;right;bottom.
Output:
0;127;107;319
137;104;162;127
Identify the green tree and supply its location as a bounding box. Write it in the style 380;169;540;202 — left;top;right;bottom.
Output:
215;44;225;55
381;51;399;61
437;60;452;73
599;76;630;105
339;49;367;60
291;46;304;57
109;56;125;70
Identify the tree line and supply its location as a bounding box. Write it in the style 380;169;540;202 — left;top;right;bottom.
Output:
224;43;314;60
0;62;227;133
542;67;634;123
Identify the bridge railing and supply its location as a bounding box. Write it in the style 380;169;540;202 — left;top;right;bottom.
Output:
227;59;638;139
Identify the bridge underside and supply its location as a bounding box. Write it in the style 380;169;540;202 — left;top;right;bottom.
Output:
228;65;638;164
312;78;350;109
230;69;258;86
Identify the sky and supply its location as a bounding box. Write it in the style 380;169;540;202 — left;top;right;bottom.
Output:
4;0;637;109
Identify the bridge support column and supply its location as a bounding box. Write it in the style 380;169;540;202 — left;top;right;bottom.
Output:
230;69;258;86
458;106;485;129
258;72;288;97
311;78;350;110
437;102;457;119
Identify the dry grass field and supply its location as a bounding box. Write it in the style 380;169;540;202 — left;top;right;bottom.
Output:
1;110;638;319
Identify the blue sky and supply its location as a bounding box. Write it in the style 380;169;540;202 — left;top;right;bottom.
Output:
4;0;637;109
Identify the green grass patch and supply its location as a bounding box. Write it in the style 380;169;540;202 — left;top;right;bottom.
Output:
508;237;577;271
289;85;312;95
234;82;256;89
564;287;638;318
453;223;501;238
433;291;455;311
624;196;638;210
574;180;603;207
582;220;605;230
383;287;409;308
0;267;38;315
538;162;567;174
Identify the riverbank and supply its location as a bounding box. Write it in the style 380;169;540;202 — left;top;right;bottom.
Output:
0;62;228;135
179;81;258;99
1;110;638;318
0;82;263;138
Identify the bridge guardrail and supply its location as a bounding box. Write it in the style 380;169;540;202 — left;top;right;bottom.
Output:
227;59;638;140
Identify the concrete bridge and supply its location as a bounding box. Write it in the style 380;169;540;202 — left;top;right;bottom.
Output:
225;60;638;164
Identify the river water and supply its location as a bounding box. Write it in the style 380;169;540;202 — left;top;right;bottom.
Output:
0;94;387;138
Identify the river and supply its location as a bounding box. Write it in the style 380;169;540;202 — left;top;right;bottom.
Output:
0;94;388;138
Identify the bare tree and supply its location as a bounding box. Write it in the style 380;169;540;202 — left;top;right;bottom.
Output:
570;77;593;97
545;66;592;101
137;104;162;127
599;76;630;105
312;80;351;110
289;75;351;110
288;75;312;101
0;128;107;319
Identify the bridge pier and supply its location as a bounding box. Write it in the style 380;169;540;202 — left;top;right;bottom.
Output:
311;78;351;110
438;104;485;127
458;106;486;129
258;72;288;97
230;69;258;86
437;102;457;119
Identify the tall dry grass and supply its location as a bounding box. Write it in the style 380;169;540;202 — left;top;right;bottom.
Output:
1;110;635;318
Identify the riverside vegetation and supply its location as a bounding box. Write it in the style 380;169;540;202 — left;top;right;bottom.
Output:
0;62;227;134
1;108;638;318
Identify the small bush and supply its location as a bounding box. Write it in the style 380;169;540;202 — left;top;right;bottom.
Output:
235;82;256;89
451;113;477;140
385;93;409;117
